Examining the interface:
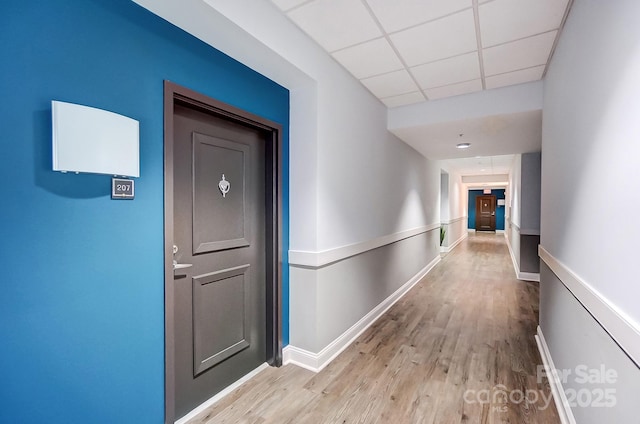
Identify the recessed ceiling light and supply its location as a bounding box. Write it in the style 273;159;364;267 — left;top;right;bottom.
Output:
456;143;471;149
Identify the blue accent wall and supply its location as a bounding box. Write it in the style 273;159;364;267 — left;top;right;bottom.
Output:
468;189;506;230
0;1;289;423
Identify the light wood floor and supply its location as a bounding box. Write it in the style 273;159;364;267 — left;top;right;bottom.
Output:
187;232;559;424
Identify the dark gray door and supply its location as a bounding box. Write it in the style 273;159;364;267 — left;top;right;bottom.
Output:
172;103;266;419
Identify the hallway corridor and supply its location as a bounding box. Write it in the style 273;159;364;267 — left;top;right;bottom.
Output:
187;233;560;424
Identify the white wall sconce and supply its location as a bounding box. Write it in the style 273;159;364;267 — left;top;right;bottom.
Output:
52;100;139;177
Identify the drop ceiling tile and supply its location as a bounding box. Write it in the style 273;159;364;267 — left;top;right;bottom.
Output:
381;91;426;108
424;79;482;100
271;0;309;12
332;38;404;79
287;0;382;52
479;0;569;47
485;65;545;89
483;31;556;76
411;52;480;89
366;0;471;33
360;69;420;99
390;9;477;67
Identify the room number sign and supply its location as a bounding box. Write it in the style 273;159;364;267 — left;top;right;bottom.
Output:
112;178;135;199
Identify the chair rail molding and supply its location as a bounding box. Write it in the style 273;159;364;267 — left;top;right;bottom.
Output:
289;223;440;268
539;246;640;367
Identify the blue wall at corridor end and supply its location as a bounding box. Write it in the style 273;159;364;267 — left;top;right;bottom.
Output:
468;189;506;230
0;1;289;422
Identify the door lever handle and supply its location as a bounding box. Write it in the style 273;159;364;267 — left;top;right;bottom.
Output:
173;260;193;270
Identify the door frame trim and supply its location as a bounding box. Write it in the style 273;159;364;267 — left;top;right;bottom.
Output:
163;81;283;423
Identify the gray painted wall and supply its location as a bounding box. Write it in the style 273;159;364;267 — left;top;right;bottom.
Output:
520;235;540;273
541;0;640;327
440;172;449;222
540;0;640;420
539;265;640;422
520;152;541;233
290;230;439;353
507;153;540;275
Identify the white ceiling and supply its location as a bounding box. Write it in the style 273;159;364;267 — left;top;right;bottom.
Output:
440;154;514;176
267;0;562;178
396;108;541;180
392;109;542;160
271;0;570;107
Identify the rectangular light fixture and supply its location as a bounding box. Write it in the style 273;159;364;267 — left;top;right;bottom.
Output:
52;100;139;177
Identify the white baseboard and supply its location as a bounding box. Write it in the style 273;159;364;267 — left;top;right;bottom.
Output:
440;231;467;253
283;255;441;372
282;345;294;369
466;229;505;233
518;270;540;282
282;345;323;373
174;362;270;424
535;326;576;424
505;234;540;282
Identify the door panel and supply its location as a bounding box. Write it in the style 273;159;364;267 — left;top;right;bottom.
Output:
192;265;251;376
475;195;496;231
192;132;251;253
173;103;266;419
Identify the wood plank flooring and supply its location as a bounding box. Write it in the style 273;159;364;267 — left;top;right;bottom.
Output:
186;232;560;424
